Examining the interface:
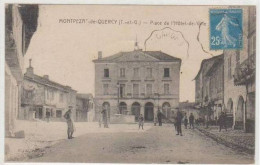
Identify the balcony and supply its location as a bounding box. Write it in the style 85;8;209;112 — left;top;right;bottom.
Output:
234;54;255;86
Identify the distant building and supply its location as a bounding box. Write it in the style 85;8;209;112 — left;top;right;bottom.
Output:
76;93;94;122
21;61;77;121
5;4;38;137
226;6;256;132
179;101;199;120
93;45;181;122
194;54;224;121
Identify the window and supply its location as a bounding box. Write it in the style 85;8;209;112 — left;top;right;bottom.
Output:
25;90;33;99
147;68;152;78
120;68;125;77
164;84;170;95
56;110;62;118
103;84;109;95
228;57;232;79
146;84;153;96
119;84;125;98
133;84;139;97
59;93;64;102
236;50;240;66
164;68;170;77
104;69;109;78
133;68;139;77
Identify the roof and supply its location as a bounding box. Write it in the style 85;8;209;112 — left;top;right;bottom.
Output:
205;55;224;77
24;73;76;92
93;50;182;63
76;93;93;99
179;101;196;109
193;54;223;80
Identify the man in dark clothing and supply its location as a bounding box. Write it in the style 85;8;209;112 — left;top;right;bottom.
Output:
189;113;195;129
157;110;163;126
64;109;74;139
176;110;183;136
218;112;227;132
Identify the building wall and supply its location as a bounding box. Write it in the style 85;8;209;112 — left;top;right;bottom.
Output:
223;7;249;129
21;78;77;121
94;59;180;121
5;5;24;137
5;64;19;136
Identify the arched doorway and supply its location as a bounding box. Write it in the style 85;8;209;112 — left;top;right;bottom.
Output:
102;102;110;121
162;102;171;119
227;98;233;114
119;102;127;115
235;96;244;129
145;102;154;121
131;102;141;121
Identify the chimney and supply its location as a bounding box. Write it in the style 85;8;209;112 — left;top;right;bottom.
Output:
43;75;49;80
98;51;102;59
25;59;34;77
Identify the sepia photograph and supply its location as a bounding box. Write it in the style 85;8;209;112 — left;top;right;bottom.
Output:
4;4;257;164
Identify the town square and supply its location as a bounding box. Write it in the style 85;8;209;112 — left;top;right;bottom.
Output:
4;4;256;164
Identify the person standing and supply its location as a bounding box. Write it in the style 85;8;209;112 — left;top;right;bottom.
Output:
98;111;102;128
189;113;195;129
157;110;163;126
184;113;188;129
64;108;75;139
101;108;109;128
138;114;144;130
176;109;183;136
218;112;227;132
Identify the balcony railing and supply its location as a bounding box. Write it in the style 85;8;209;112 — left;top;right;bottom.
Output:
234;54;256;86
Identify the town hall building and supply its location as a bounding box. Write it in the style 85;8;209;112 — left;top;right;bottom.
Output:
93;45;181;122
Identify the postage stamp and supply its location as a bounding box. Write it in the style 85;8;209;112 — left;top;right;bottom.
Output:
210;9;243;50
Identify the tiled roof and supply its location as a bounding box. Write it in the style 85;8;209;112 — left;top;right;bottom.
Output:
24;74;76;92
193;54;224;80
93;50;181;62
205;56;224;77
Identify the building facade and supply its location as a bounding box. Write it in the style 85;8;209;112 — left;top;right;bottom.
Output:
76;93;94;122
93;48;181;122
5;4;38;137
205;55;225;122
21;61;77;121
231;6;256;132
194;54;224;122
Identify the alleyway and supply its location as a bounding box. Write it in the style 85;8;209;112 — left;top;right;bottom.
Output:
25;124;254;164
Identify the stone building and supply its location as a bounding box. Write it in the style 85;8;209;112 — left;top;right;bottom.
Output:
5;4;38;137
76;93;94;122
21;61;77;121
93;46;181;122
179;101;199;120
194;54;224;121
205;55;225;122
228;6;256;132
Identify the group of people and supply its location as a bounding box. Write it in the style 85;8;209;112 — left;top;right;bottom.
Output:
138;109;196;137
183;113;195;129
63;106;228;140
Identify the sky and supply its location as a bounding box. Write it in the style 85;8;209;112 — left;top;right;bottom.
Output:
24;5;222;102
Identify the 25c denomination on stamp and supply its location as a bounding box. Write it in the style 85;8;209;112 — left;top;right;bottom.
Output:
210;9;243;50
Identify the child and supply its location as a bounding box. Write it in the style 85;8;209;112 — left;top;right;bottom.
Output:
138;114;144;130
